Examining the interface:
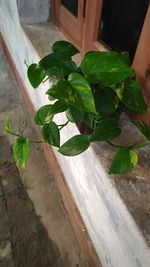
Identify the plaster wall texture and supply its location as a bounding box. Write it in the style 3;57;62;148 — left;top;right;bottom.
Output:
16;0;50;23
0;1;150;266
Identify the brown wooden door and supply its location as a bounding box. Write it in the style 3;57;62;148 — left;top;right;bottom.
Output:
51;0;85;52
132;4;150;124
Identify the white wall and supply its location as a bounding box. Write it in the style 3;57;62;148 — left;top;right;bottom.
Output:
0;1;150;266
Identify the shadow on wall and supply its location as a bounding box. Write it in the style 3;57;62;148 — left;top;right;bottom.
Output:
16;0;50;24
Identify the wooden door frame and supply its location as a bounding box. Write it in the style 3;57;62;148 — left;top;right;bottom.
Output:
83;0;107;53
132;3;150;124
51;0;85;52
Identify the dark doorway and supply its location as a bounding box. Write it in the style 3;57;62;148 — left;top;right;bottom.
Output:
98;0;149;61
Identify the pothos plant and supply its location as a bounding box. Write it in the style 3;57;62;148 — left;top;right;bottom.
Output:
4;41;150;174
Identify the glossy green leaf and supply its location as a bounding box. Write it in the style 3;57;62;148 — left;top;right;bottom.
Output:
58;134;90;156
119;52;131;66
116;80;147;113
47;75;96;114
52;40;79;57
46;80;71;100
109;147;138;174
4;115;10;133
94;87;119;118
68;72;97;113
48;95;55;101
66;106;85;124
13;138;30;168
82;112;94;128
66;109;75;123
39;53;77;77
136;121;150;140
46;66;61;78
41;121;60;147
81;51;134;85
90;117;121;141
34;105;53;125
27;63;46;88
51;100;68;115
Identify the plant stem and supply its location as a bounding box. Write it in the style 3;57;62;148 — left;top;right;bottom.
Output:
43;77;50;83
107;140;150;150
93;119;97;131
24;59;29;68
8;130;44;143
58;120;69;130
132;140;150;150
106;141;124;149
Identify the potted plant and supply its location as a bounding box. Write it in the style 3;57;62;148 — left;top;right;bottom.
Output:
4;41;150;174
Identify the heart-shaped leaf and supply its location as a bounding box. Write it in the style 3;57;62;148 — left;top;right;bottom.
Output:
136;121;150;140
81;51;134;85
46;80;71;100
119;52;131;66
58;135;90;156
41;121;60;147
68;73;97;114
90;117;121;141
116;80;147;113
51;100;68;115
82;112;95;128
13;138;30;168
52;40;79;57
27;63;46;88
34;105;53;125
109;147;138;174
66;106;85;124
94;87;119;118
39;53;77;77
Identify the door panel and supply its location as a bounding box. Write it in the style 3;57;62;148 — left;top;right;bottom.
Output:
62;0;78;17
51;0;85;50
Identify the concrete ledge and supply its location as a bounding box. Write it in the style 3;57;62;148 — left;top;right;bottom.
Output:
0;1;150;266
0;32;100;267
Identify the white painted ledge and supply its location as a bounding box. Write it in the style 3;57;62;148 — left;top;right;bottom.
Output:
0;1;150;266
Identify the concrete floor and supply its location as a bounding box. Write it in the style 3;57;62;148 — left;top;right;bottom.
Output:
0;43;88;266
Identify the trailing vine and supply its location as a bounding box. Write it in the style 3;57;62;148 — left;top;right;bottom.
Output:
5;41;150;173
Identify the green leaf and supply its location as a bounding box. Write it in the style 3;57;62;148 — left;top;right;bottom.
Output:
13;138;30;168
48;95;55;101
46;79;71;100
68;72;97;113
119;52;131;66
82;112;94;128
51;100;68;114
116;80;147;113
52;41;79;57
27;63;46;88
81;51;134;85
34;105;53;125
4;115;10;133
66;109;76;123
48;75;96;114
94;87;119;118
90;117;121;141
41;121;60;147
46;66;61;78
109;147;138;174
58;134;90;156
39;53;77;77
66;106;85;124
136;121;150;140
